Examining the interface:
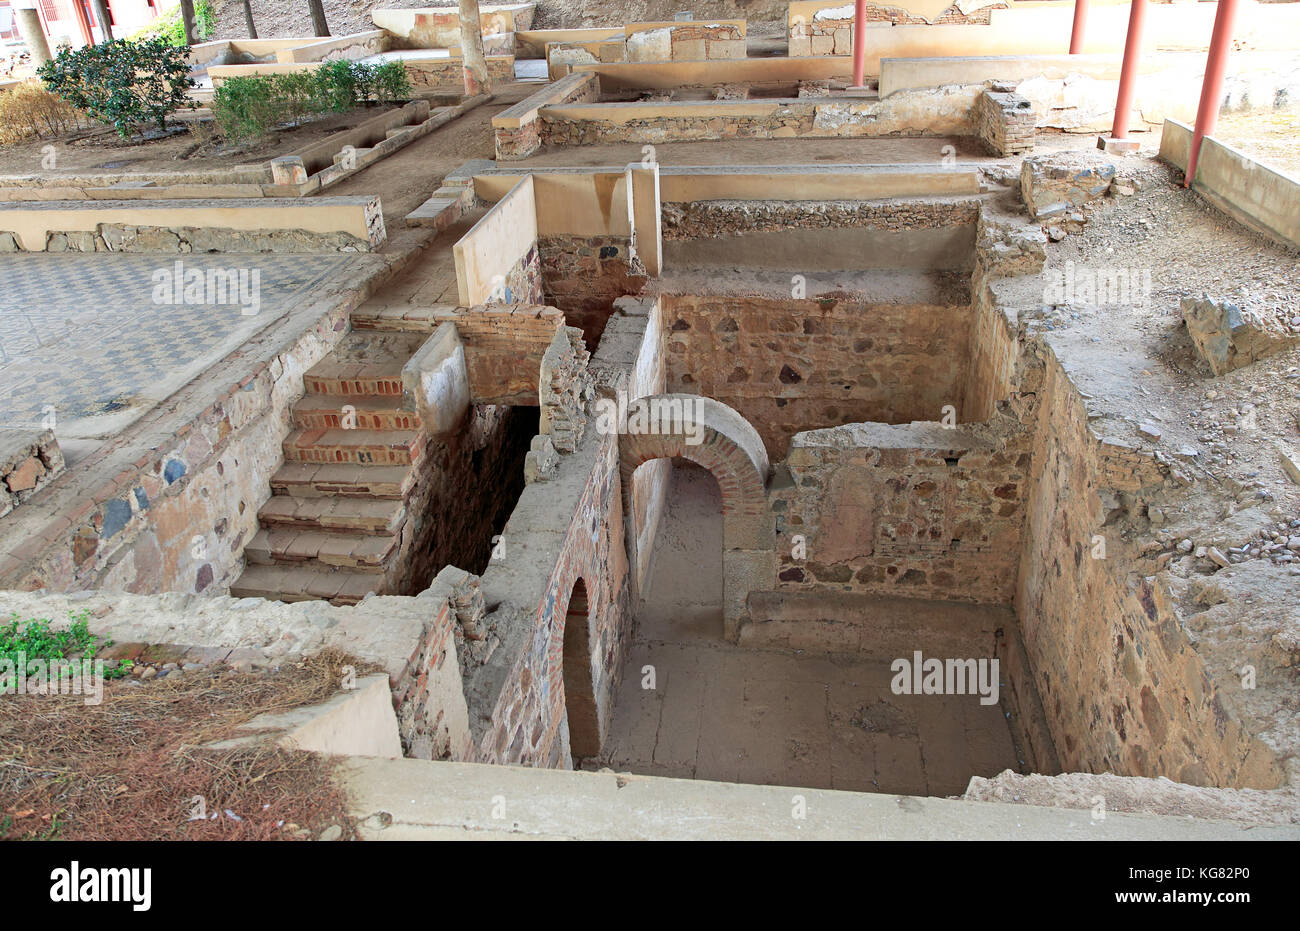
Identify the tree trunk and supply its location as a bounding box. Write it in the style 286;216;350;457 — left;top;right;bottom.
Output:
242;0;258;39
178;0;197;46
91;0;113;40
307;0;331;37
12;3;52;66
457;0;490;97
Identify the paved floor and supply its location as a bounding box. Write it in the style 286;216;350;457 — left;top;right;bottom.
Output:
598;463;1022;797
0;253;353;441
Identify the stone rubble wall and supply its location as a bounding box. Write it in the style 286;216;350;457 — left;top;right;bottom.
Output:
1014;341;1284;789
0;429;65;520
405;55;516;89
538;235;649;346
0;299;357;595
772;413;1032;605
625;23;747;62
537;84;979;149
494;72;601;160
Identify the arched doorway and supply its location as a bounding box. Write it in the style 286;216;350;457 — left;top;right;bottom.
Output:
562;579;600;763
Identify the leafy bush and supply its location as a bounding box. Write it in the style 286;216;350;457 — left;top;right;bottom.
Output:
0;84;90;145
132;0;216;46
373;62;413;104
37;37;195;138
211;60;414;142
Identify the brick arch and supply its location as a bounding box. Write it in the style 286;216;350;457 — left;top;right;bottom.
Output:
618;394;771;550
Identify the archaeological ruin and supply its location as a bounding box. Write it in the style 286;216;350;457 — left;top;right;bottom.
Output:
0;0;1298;848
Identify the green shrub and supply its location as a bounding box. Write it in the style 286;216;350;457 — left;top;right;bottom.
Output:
37;37;194;138
211;60;413;142
317;59;361;112
373;61;413;104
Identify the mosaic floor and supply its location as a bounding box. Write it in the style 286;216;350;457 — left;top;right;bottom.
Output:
0;254;353;437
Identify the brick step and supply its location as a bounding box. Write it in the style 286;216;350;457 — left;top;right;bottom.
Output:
245;527;399;574
257;493;407;535
292;394;421;431
303;359;408;397
351;303;458;332
270;462;414;499
283;427;426;466
230;564;379;606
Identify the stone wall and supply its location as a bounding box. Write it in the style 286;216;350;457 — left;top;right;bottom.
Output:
405;55;516;88
494;72;601;160
771;416;1031;605
975;85;1036;157
537;84;978;149
0;300;355;595
789;2;1006;56
538;235;649;348
1014;342;1284;789
660;294;975;460
463;426;631;769
626;22;747;61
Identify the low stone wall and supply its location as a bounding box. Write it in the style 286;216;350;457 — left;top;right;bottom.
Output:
494;71;600;160
535;85;978;150
1159;118;1300;250
789;1;1006;57
0;196;386;254
405;55;516;88
975;84;1035;156
625;21;747;62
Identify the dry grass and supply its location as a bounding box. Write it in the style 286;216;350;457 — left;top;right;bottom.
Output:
0;84;90;146
0;648;378;840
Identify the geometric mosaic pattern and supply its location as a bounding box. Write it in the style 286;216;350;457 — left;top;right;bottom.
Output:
0;253;352;430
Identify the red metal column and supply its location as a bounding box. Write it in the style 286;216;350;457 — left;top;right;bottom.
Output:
1110;0;1148;139
852;0;866;87
1185;0;1241;187
1070;0;1090;53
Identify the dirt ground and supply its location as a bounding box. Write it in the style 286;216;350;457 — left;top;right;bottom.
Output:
326;82;536;221
0;105;399;176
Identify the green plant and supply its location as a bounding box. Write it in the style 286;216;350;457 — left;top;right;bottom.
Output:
0;612;130;687
316;58;360;112
37;37;195;138
372;61;412;104
211;74;277;141
132;0;216;47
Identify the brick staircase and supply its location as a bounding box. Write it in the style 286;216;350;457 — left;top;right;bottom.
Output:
231;207;484;605
231;332;430;605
